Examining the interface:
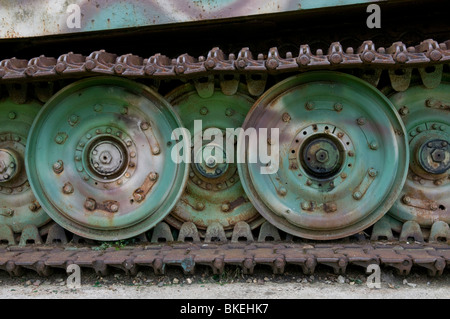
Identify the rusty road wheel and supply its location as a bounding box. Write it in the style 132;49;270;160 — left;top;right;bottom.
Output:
388;77;449;227
25;77;189;241
237;71;409;240
0;99;50;242
165;83;263;237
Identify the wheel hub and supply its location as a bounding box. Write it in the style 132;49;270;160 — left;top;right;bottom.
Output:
88;138;128;178
417;139;449;175
301;136;343;178
0;148;20;182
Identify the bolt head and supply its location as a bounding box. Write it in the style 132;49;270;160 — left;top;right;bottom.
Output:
315;149;329;163
431;149;445;163
353;191;362;200
221;203;230;212
110;204;119;212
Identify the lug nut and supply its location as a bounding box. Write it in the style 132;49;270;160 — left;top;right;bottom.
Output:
84;199;96;211
53;160;64;174
368;168;378;177
62;182;74;194
334;103;343;112
110;204;119;213
140;122;150;130
282;113;291;122
305;101;314;110
278;187;287;196
402;195;411;204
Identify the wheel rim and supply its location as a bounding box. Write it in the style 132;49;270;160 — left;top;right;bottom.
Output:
0;99;50;232
388;79;449;226
238;71;409;240
26;77;189;240
165;84;263;235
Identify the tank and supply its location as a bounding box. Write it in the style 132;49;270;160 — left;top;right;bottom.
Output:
0;0;448;277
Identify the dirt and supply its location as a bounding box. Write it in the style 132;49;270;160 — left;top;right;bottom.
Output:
1;265;449;299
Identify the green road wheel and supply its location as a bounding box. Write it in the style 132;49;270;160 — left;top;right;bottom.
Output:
388;78;449;226
238;71;409;240
165;84;263;236
25;77;189;241
0;99;50;233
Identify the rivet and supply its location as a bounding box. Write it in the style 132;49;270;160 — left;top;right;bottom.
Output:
120;107;128;115
149;172;158;181
221;203;230;212
106;128;112;134
340;172;347;179
430;203;438;211
126;140;132;146
348;151;354;157
306;179;312;186
369;141;378;150
86;134;92;139
357;117;366;125
196;202;205;210
110;204;119;213
279;187;287;196
337;132;344;138
225;108;234;117
416;127;423;133
130;151;136;158
29;204;38;212
94;104;103;112
8;112;16;120
153;147;160;155
200;107;208;115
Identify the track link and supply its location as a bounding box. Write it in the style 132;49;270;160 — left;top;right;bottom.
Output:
0;241;449;278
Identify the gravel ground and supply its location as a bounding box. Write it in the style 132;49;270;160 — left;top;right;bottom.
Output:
1;265;449;299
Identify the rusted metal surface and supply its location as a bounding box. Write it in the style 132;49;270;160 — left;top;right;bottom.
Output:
0;240;448;277
0;0;385;39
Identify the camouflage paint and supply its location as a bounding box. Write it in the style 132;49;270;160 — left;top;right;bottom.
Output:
0;0;384;39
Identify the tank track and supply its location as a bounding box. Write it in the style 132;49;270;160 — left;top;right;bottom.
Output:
0;38;449;277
